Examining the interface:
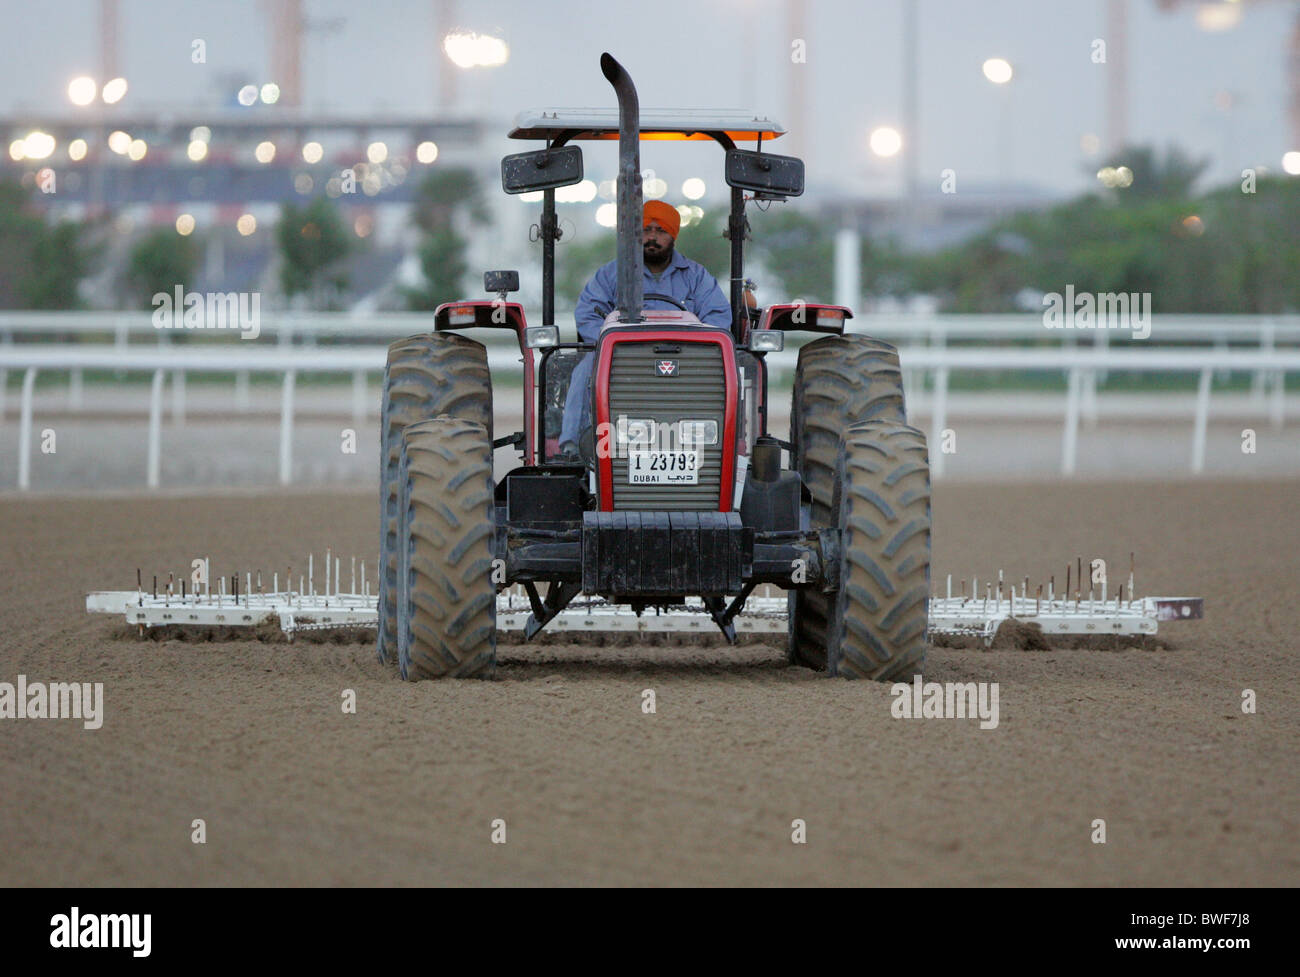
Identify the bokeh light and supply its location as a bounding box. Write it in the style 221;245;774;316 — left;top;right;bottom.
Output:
443;32;509;68
22;131;56;160
682;177;706;200
869;126;903;157
67;76;97;106
982;58;1014;84
101;77;128;103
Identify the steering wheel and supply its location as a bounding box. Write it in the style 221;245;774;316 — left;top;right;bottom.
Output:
643;292;689;312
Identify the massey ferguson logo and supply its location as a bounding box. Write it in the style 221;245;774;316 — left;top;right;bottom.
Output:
657;360;678;376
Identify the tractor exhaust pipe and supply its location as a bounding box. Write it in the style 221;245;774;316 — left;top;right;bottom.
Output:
600;53;643;323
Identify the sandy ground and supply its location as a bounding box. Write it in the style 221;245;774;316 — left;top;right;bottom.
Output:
0;479;1296;886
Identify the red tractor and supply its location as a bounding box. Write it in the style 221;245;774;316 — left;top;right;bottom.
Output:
377;54;930;681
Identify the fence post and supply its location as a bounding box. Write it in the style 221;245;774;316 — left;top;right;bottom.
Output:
17;368;37;490
0;326;14;422
1061;367;1081;476
1251;319;1274;402
1191;367;1212;474
147;369;165;488
930;366;950;477
172;370;186;425
279;370;297;486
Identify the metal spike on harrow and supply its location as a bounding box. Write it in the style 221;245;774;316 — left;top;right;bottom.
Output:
85;552;377;638
87;550;1203;646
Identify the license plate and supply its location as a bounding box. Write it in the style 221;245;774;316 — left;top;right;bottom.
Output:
628;450;699;484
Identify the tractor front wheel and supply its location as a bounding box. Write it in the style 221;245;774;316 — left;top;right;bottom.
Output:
788;335;908;669
827;420;930;681
377;333;492;664
395;416;497;680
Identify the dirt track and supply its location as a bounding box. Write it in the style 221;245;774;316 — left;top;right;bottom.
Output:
1;479;1296;886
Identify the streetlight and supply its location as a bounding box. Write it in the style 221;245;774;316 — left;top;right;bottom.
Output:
982;58;1013;85
869;126;903;158
67;76;97;106
983;58;1015;186
443;32;509;68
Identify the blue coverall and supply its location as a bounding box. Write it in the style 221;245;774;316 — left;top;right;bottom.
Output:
559;250;732;450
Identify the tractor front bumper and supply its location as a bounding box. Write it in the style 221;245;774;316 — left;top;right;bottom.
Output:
500;511;835;598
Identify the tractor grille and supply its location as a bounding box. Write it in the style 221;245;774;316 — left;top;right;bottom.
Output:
608;340;728;510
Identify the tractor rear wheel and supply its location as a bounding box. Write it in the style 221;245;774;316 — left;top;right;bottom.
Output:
377;333;492;664
395;416;497;680
788;335;907;669
828;420;930;681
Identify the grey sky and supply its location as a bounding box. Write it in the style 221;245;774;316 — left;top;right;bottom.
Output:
3;0;1292;198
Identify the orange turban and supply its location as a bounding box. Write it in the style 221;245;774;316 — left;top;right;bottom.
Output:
643;200;681;239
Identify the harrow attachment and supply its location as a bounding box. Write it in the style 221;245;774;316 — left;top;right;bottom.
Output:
86;553;1202;647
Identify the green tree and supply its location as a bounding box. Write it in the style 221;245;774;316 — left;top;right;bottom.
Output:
1097;145;1210;202
277;196;350;308
748;206;835;302
0;179;97;309
556;228;615;304
407;227;470;312
674;211;731;282
404;167;490;310
125;227;199;309
907;143;1300;314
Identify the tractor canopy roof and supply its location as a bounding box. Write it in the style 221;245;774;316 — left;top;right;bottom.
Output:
508;108;785;143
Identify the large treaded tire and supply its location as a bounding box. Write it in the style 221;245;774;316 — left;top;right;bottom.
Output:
788;335;908;670
395;416;497;680
377;333;492;665
828;420;930;681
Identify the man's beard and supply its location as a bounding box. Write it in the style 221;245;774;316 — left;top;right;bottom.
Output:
644;240;673;265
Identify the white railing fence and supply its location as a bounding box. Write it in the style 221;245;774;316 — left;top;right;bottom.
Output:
2;344;1294;490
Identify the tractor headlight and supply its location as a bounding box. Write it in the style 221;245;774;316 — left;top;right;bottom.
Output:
616;417;655;444
749;330;784;352
678;419;718;445
525;326;559;349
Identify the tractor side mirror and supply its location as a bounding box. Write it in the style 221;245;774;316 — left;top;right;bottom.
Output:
484;270;520;293
500;146;584;194
724;149;804;198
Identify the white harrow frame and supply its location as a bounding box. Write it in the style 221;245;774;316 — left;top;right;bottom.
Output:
86;553;1202;647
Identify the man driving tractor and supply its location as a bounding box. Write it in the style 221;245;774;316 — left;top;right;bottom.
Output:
558;199;732;457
